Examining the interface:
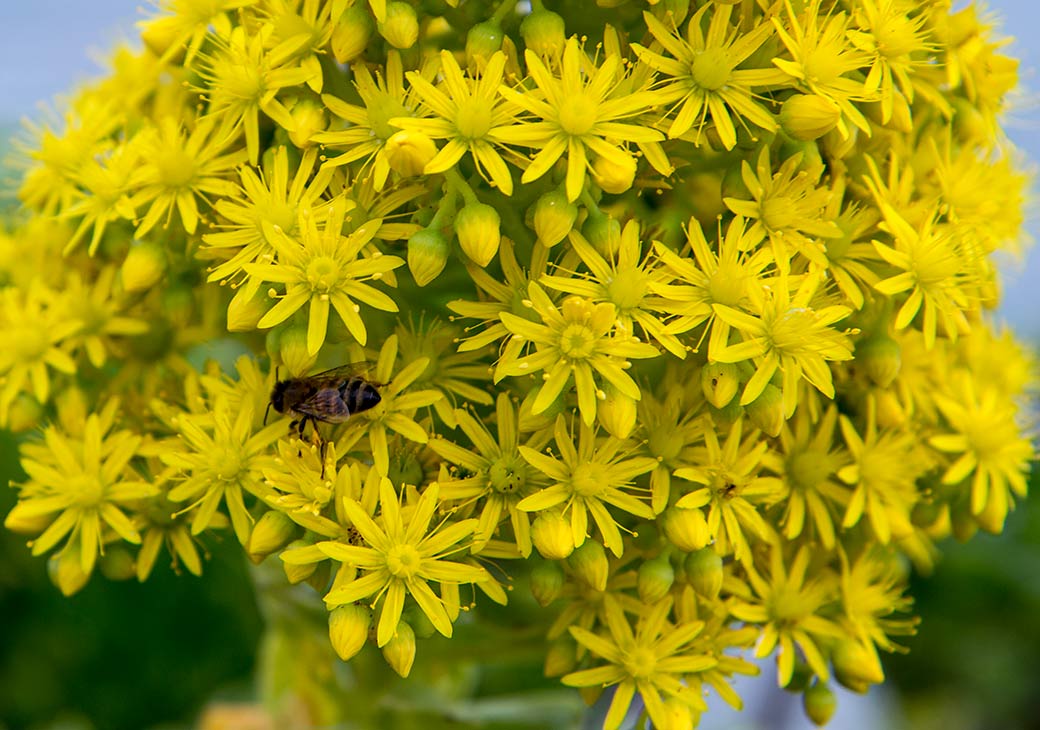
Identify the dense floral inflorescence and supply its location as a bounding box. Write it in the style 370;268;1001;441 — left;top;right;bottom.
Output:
2;0;1035;727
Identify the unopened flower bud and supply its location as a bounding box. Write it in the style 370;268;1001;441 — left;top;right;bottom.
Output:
466;21;503;67
637;554;675;604
597;384;637;439
780;94;841;141
455;202;501;266
544;636;577;676
855;335;901;388
287;98;327;148
381;621;416;677
661;506;710;552
329;604;371;661
950;503;978;543
385;130;436;177
832;639;884;692
99;546;137;581
583;213;621;258
332;6;374;63
532;189;577;246
520;9;565;56
139;18;181;61
49;545;90;596
4;393;42;433
377;2;418;49
592;152;637;195
530;560;565;607
803;682;837;727
660;697;696;730
121;240;167;292
279;325;319;377
161;285;195;329
3;500;51;534
567;540;609;591
306;560;332;592
685;547;723;599
227;284;268;332
247;510;299;560
701;362;741;408
709;397;744;431
407;228;449;286
281;539;320;584
531;510;575;560
746;383;784;437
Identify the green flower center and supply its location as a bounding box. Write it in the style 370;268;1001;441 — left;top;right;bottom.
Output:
386;544;422;578
556;93;597;136
367;93;411;141
71;474;105;507
605;267;648;313
218;62;264;101
11;327;50;362
788;450;832;491
263;201;297;239
648;427;684;463
156;147;197;188
761;196;797;231
570;462;607;497
708;262;746;307
455;98;493;140
558;324;598;359
216;447;246;482
306;255;341;292
489;456;526;494
691;49;733;91
623;646;658;679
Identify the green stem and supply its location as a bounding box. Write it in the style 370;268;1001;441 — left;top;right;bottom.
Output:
444;167;479;206
490;0;519;26
429;184;459;229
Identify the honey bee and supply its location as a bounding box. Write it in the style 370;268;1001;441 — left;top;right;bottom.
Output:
266;365;383;473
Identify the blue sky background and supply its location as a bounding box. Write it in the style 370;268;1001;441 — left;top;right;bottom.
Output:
0;1;1035;341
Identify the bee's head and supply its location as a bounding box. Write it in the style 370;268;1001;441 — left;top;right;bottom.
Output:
269;380;289;414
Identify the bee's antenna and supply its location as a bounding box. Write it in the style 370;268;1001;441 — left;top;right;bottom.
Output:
264;401;272;426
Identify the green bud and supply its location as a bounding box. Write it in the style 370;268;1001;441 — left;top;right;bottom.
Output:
803;682;838;726
279;325;319;378
832;639;884;692
385;129;436;176
855;335;901;388
247;510;300;560
746;383;784;437
161;284;195;329
951;502;978;543
121;240;167;292
544;636;577;677
661;506;710;553
530;560;565;607
660;697;696;730
407;228;450;286
531;510;575;560
287;97;327;148
5;393;42;433
709;397;744;431
780;94;842;141
597;384;637;439
306;559;332;593
532;189;577;247
332;6;374;63
99;547;137;581
382;621;416;677
226;284;268;332
329;604;371;661
282;539;319;584
466;21;503;65
4;499;52;534
404;605;438;639
520;9;565;57
701;362;741;408
592;152;637;195
567;540;609;591
684;548;723;599
784;661;814;692
582;213;621;258
637;554;675;604
653;0;691;24
455;202;501;266
377;2;418;48
49;545;90;597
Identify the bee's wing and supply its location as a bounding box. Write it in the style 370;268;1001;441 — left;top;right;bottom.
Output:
309;362;385;388
293;387;352;423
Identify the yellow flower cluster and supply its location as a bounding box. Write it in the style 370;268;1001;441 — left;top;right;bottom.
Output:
2;0;1035;727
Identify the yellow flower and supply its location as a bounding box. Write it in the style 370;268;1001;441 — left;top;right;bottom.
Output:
390;50;518;194
711;272;854;417
139;0;254;63
495;37;664;201
562;595;716;730
314;478;488;647
495;282;659;427
729;545;844;686
632;5;789;148
245;200;403;354
129;117;247;237
517;416;656;557
4;400;156;581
